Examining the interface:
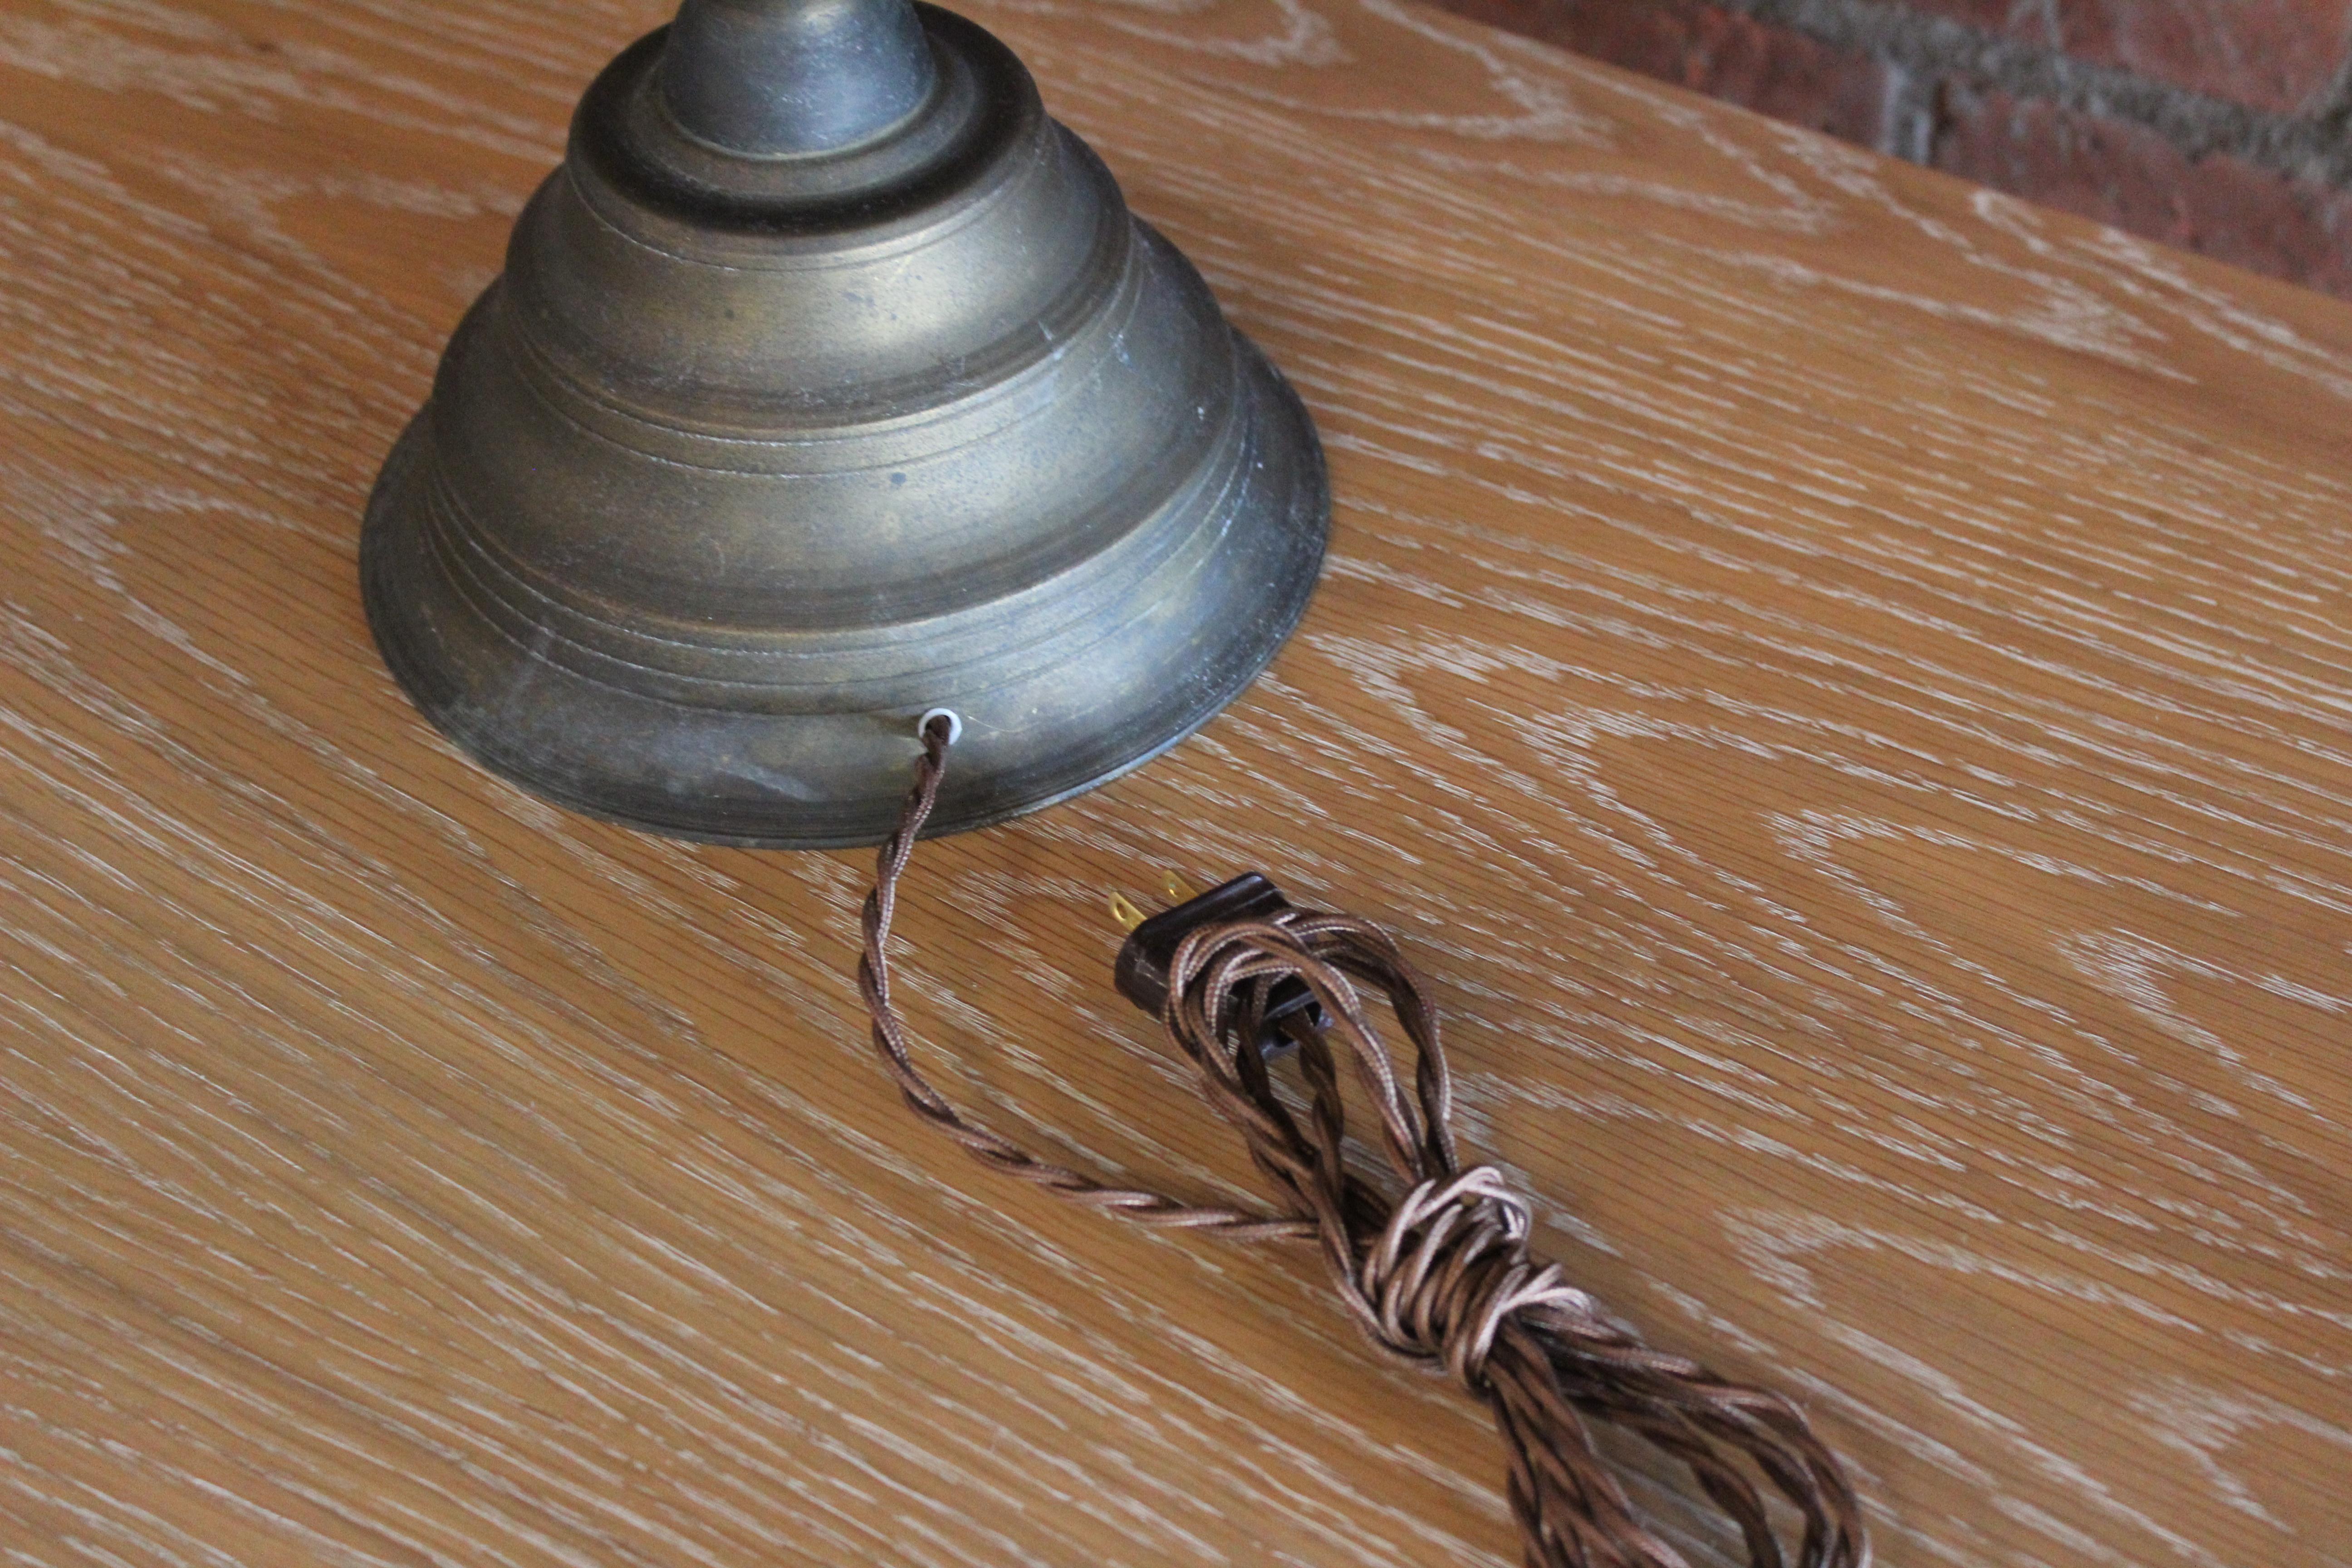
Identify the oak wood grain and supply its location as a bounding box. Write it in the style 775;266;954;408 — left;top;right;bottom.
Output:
4;1;2351;1563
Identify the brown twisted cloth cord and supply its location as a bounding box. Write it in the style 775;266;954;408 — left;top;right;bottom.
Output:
859;717;1869;1568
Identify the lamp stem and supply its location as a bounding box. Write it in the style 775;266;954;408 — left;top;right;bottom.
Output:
659;0;937;156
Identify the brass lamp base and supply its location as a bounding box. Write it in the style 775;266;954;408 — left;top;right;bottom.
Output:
361;0;1328;848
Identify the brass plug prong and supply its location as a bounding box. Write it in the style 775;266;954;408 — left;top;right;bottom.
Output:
1109;891;1148;933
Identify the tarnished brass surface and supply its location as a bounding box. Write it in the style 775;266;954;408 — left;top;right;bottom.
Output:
360;0;1329;848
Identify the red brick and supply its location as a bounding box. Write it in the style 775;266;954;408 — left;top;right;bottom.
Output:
1900;0;2352;115
1446;0;1890;146
1932;85;2352;297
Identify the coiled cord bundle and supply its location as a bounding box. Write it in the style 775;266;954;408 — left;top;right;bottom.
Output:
858;716;1867;1568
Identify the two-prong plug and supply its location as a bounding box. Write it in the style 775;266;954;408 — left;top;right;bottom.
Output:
1111;871;1322;1055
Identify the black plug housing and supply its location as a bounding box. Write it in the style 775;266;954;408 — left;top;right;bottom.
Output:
1113;874;1321;1052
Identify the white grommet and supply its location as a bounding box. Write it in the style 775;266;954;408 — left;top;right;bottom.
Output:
918;707;964;745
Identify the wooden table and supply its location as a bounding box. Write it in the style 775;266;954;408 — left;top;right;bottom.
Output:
6;1;2350;1563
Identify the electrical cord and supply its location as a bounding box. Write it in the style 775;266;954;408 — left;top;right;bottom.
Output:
858;714;1869;1568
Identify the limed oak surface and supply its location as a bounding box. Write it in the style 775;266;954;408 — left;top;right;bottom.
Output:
3;1;2351;1564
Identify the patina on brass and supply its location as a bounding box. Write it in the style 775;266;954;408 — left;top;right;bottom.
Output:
362;0;1329;848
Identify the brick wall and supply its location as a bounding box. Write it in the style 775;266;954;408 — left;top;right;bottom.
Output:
1439;0;2352;299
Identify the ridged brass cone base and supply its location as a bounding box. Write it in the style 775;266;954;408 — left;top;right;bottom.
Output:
361;0;1328;848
